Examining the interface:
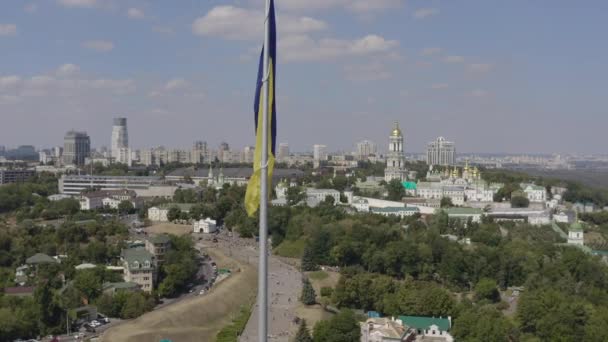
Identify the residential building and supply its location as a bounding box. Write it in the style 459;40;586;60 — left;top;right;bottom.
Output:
0;168;36;184
242;146;255;164
147;203;194;222
193;218;218;233
102;282;140;295
306;188;341;204
385;122;408;182
426;137;456;166
78;191;107;210
313;144;328;168
111;117;130;165
277;142;290;162
352;198;370;212
522;184;547;203
62;130;90;166
59;174;176;197
145;234;171;266
567;221;584;245
442;207;484;223
191;141;207;164
360;317;413;342
121;248;155;293
371;206;420;218
398;315;453;342
356;140;377;160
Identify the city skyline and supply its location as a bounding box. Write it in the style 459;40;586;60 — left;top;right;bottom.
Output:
1;1;607;153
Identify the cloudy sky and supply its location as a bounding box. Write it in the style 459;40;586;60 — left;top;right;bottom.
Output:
0;0;607;154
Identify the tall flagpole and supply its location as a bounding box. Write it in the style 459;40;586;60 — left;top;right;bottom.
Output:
258;0;271;341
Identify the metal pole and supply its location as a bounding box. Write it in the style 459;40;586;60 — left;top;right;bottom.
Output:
258;0;270;341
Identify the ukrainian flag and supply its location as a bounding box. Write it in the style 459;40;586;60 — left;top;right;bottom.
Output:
245;0;277;217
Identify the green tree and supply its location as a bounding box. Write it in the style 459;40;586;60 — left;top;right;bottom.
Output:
474;278;500;303
440;197;454;208
313;309;360;342
121;292;154;319
167;207;181;222
511;196;530;208
301;244;318;271
73;269;102;302
287;186;306;205
452;306;513;342
295;319;313;342
117;200;134;214
301;277;317;305
386;179;405;201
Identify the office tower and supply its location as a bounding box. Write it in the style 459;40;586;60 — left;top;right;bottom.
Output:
111;117;130;165
384;122;408;182
277;142;289;162
63;130;90;166
356;140;377;160
427;136;456;166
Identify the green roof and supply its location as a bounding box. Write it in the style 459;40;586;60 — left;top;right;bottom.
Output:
26;253;57;265
402;181;417;190
372;206;419;213
570;221;583;232
398;316;451;332
102;282;139;291
148;234;171;244
443;208;484;215
122;248;154;270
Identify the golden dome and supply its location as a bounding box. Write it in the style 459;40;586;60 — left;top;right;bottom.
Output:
391;122;402;137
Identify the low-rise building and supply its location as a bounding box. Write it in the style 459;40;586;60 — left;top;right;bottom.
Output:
371;206;420;218
193;218;217;233
360;317;413;342
145;234;171;266
398;315;453;342
148;203;194;222
121;248;155;293
567;222;584;245
442;207;484;223
0;168;36;184
522;184;547;203
306;188;341;204
352;198;370;212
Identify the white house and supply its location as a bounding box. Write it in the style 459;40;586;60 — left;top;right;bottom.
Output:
305;188;341;204
443;208;484;223
193;218;217;234
568;222;584;245
147;204;193;222
352;198;370;212
522;184;547;203
371;206;419;218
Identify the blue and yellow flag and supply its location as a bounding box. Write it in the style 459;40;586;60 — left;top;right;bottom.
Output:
245;0;277;217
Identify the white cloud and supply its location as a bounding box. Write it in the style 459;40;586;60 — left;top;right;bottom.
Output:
56;64;81;77
57;0;97;8
414;8;439;19
82;40;114;52
127;8;144;19
276;0;404;13
421;47;441;56
164;78;189;91
192;6;327;41
0;24;17;36
282;34;399;62
444;55;465;63
344;62;391;82
470;89;488;97
468;63;494;73
431;83;449;89
24;3;38;13
0;76;22;90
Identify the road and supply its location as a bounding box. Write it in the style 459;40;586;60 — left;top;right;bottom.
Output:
202;230;303;342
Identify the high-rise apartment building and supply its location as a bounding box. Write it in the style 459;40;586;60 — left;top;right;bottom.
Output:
277;143;289;162
356;140;377;160
191;141;208;164
63;130;90;166
384;122;408;182
111;118;130;165
426;137;456;166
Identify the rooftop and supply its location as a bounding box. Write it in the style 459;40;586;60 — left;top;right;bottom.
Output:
26;253;57;265
398;315;451;332
443;207;484;215
372;206;419;213
122;248;154;270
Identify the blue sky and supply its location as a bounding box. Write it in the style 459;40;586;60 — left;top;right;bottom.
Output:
0;0;606;154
